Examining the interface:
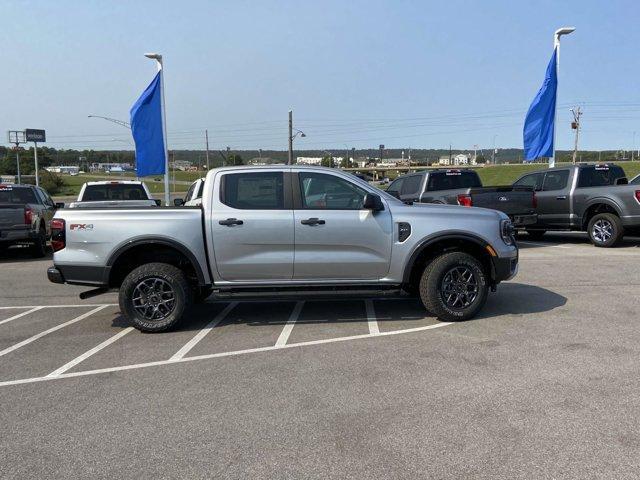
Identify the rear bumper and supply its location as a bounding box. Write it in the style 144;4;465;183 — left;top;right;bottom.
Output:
0;226;38;243
47;264;110;287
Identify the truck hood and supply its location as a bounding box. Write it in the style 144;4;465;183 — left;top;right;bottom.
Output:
389;201;507;221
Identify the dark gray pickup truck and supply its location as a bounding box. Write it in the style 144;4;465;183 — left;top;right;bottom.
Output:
513;163;640;247
387;169;537;227
0;183;62;257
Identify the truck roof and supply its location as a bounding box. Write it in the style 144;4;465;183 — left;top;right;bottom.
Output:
84;180;145;185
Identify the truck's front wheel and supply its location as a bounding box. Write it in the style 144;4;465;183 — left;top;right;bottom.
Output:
419;252;489;322
588;213;623;248
119;262;193;332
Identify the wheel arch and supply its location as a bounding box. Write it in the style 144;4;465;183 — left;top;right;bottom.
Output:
106;236;207;288
580;200;622;230
402;232;495;289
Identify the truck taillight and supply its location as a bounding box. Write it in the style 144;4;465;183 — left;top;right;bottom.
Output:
635;190;640;204
532;191;538;208
24;207;33;225
51;218;66;252
457;194;473;207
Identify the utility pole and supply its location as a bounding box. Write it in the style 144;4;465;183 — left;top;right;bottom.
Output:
205;129;210;170
570;106;582;165
449;144;452;164
288;110;293;165
226;146;231;166
632;131;636;161
7;131;25;183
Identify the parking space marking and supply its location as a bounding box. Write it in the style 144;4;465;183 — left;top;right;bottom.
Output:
0;305;109;358
0;307;44;326
0;319;453;388
0;303;117;310
518;241;571;249
170;302;238;361
365;300;379;335
46;327;135;377
275;301;304;346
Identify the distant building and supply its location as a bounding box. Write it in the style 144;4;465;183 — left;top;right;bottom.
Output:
296;156;344;167
170;160;192;171
90;162;133;172
45;165;80;175
439;154;475;166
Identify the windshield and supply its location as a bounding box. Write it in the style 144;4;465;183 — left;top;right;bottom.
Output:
82;184;149;201
0;186;38;204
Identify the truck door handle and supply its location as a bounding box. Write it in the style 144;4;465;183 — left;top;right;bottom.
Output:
301;218;325;226
219;218;243;226
556;195;567;200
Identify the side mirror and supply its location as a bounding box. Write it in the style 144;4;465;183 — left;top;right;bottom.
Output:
388;191;400;199
173;198;184;207
363;193;384;211
615;177;628;185
55;202;65;209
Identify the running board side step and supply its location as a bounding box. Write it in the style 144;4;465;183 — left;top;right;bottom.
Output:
79;287;111;300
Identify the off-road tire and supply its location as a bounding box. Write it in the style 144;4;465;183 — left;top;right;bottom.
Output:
119;262;192;332
419;252;489;322
588;213;623;248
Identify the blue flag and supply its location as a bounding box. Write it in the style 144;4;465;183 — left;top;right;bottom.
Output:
130;72;166;176
523;48;557;161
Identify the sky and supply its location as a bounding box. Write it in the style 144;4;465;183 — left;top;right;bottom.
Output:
2;0;640;153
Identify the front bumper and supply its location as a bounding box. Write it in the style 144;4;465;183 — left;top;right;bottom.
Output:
491;252;519;283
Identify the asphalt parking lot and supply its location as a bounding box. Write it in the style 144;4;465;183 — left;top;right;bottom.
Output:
1;233;640;479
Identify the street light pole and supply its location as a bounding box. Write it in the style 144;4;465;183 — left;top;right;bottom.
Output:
288;110;293;165
144;53;170;206
550;27;576;169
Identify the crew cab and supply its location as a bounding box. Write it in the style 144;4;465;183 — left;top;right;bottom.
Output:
0;183;62;257
387;169;537;227
513;163;640;247
69;181;159;208
47;166;518;332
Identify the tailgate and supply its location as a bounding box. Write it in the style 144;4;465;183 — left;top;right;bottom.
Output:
0;204;26;228
69;200;157;208
469;187;535;215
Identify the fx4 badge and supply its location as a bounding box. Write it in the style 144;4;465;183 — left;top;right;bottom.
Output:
498;196;508;202
70;224;94;231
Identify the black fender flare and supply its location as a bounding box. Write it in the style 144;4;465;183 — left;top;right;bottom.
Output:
580;198;623;228
106;236;207;285
402;231;493;284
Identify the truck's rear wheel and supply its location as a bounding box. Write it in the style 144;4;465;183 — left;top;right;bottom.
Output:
419;252;489;322
119;262;193;332
588;213;623;248
31;227;47;258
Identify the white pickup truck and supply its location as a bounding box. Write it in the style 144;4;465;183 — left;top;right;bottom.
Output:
69;181;159;208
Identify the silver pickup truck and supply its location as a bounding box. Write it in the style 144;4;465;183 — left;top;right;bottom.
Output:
513;163;640;246
69;181;159;208
47;166;518;332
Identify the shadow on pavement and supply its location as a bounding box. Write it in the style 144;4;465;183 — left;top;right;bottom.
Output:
478;282;566;318
0;245;52;263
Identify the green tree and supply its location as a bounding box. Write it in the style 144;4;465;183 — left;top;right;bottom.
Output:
321;155;333;167
227;153;244;166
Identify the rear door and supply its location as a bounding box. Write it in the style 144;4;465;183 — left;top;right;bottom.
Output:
210;169;294;281
292;170;392;280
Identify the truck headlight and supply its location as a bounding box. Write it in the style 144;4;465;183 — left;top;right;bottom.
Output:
500;219;515;245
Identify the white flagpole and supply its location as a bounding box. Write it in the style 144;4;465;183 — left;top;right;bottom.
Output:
550;27;575;169
145;53;170;206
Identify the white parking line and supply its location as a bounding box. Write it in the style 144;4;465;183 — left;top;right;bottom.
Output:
518;241;571;249
0;320;453;388
46;327;134;377
0;307;44;326
0;305;109;358
275;301;304;346
170;302;238;361
0;303;117;310
365;299;379;335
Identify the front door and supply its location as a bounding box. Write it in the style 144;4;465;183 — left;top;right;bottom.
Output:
292;170;393;280
536;169;571;227
210;170;294;281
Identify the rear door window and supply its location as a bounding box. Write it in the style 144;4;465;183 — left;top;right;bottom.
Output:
542;170;569;191
221;172;284;209
577;166;627;188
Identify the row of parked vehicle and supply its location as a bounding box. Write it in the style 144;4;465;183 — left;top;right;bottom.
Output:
385;164;640;248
